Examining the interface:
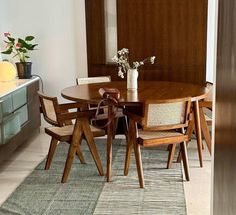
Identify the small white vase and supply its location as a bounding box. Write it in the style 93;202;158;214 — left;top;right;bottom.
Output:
127;90;138;101
127;68;138;90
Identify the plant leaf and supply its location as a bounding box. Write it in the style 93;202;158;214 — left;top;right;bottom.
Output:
7;37;15;43
4;40;11;44
19;48;27;53
25;56;30;58
1;48;13;54
25;36;34;41
18;38;31;49
28;44;38;50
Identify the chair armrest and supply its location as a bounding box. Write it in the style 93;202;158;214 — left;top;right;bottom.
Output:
58;102;87;111
57;110;96;122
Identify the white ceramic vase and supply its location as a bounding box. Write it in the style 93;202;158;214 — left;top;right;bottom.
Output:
127;90;138;101
127;68;138;90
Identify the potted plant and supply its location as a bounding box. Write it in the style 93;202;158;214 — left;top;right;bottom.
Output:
1;32;38;79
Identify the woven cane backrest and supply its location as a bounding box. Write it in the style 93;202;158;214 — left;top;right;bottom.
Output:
76;76;111;85
205;82;213;102
143;98;191;131
38;92;60;126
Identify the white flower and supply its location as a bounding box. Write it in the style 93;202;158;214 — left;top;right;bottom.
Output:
112;48;156;79
133;61;140;68
118;48;129;55
118;67;124;78
112;55;118;62
150;56;156;64
122;48;129;54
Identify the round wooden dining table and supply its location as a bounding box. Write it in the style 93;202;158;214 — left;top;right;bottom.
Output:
62;81;208;182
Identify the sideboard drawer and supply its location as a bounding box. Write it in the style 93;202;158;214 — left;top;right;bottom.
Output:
16;104;28;126
12;87;27;110
0;113;21;145
0;94;13;122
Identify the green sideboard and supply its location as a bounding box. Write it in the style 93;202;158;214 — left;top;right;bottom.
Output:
0;77;41;163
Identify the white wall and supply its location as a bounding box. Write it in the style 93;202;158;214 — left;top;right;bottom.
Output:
0;1;7;61
0;0;88;101
206;0;218;83
207;1;219;215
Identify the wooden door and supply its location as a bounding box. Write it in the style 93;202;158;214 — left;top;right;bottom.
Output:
213;0;236;214
86;0;208;85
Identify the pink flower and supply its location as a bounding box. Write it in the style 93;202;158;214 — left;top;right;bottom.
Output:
4;32;10;37
16;43;22;48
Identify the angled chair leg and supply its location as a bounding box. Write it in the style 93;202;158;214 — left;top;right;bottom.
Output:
124;118;135;176
82;119;104;176
112;118;119;139
128;119;144;188
199;107;211;154
45;138;58;170
133;140;144;188
61;120;83;183
124;133;132;176
122;116;129;143
167;143;176;169
180;141;190;181
177;118;194;162
76;138;86;164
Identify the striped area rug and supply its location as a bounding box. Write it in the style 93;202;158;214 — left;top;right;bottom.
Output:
0;139;186;215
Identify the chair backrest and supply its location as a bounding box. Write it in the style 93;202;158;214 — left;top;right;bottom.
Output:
142;97;191;131
76;76;111;85
76;76;111;111
38;91;61;126
205;82;213;101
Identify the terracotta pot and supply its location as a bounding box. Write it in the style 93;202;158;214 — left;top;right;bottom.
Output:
15;62;32;79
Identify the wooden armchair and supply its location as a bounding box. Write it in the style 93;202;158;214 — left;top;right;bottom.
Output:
199;82;213;153
178;82;213;160
38;92;105;182
76;76;128;138
76;76;111;118
124;98;191;188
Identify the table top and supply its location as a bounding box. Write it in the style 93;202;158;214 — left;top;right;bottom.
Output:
61;81;208;105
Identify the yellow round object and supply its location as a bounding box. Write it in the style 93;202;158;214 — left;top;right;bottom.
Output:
0;62;17;81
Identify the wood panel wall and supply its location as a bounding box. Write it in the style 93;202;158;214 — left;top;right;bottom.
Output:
213;0;236;214
85;0;208;85
85;0;106;65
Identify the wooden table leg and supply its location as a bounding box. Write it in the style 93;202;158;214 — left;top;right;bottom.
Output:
124;118;133;176
61;119;83;183
107;105;114;182
193;100;203;167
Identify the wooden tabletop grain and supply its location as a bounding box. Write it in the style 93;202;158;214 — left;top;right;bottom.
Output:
61;81;208;105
